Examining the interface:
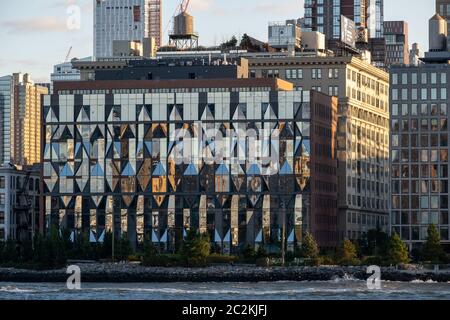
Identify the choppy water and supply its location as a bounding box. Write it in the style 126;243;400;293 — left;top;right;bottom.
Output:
1;278;450;300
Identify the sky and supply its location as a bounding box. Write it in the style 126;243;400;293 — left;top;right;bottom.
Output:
0;0;436;82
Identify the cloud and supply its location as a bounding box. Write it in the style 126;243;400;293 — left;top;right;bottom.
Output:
254;0;301;15
190;0;215;12
2;17;68;34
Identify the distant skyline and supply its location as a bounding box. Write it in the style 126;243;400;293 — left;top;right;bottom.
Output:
0;0;435;82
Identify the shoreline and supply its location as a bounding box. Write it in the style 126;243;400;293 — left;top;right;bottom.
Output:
1;264;450;283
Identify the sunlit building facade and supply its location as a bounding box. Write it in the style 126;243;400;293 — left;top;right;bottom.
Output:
42;78;338;251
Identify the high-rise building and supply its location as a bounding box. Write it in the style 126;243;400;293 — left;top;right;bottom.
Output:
303;0;385;67
247;55;390;242
390;66;450;251
94;0;162;58
384;21;409;66
0;75;15;165
42;70;339;251
1;74;48;166
303;0;384;40
390;12;450;251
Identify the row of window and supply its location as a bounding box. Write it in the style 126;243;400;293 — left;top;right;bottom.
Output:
392;72;447;85
391;226;449;241
392;87;447;101
0;176;40;192
392;179;448;194
392;103;447;117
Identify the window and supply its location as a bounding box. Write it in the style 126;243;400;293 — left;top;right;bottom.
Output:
0;194;5;206
0;177;4;189
441;88;447;100
402;89;408;100
402;73;408;85
392;89;398;100
328;68;338;79
441;73;447;84
392;104;398;116
421;73;427;84
421;88;428;100
312;68;322;79
431;88;438;100
392;73;398;85
431;73;437;84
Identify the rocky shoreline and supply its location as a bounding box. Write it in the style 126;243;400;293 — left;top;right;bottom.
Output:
1;263;450;283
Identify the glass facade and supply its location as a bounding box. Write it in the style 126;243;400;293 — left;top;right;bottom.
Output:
42;89;324;252
390;65;450;249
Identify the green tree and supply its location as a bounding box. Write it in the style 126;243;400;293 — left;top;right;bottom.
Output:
116;233;133;261
220;36;238;49
359;228;389;256
386;232;410;265
1;239;17;263
301;232;319;259
180;230;210;267
337;239;359;265
421;224;446;263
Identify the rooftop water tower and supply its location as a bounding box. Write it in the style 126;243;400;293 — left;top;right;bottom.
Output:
169;0;199;49
429;13;447;52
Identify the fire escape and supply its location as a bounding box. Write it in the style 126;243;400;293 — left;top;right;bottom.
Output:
13;172;36;242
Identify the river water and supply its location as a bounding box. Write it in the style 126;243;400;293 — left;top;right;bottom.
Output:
1;279;450;300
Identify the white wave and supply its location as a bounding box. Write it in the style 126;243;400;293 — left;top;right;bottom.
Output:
410;279;438;284
0;286;36;293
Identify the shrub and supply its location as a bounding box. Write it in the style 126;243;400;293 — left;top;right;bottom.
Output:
320;255;335;266
305;257;323;267
207;254;237;265
361;256;384;266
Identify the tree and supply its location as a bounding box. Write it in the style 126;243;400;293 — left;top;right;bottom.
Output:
1;239;17;263
337;239;359;266
116;233;133;261
359;228;389;256
421;224;446;263
301;232;319;259
386;232;409;265
180;230;210;267
220;36;238;49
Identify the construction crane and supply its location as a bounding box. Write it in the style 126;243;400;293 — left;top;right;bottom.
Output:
179;0;190;14
64;46;73;63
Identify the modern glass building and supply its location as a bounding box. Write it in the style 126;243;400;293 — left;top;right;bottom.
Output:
42;78;338;251
0;76;13;165
390;63;450;250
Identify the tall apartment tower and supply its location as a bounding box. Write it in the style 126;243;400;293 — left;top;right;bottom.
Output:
94;0;162;58
12;74;48;166
384;21;409;66
304;0;384;40
0;74;47;166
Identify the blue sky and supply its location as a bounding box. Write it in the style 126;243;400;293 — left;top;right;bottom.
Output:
0;0;435;82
